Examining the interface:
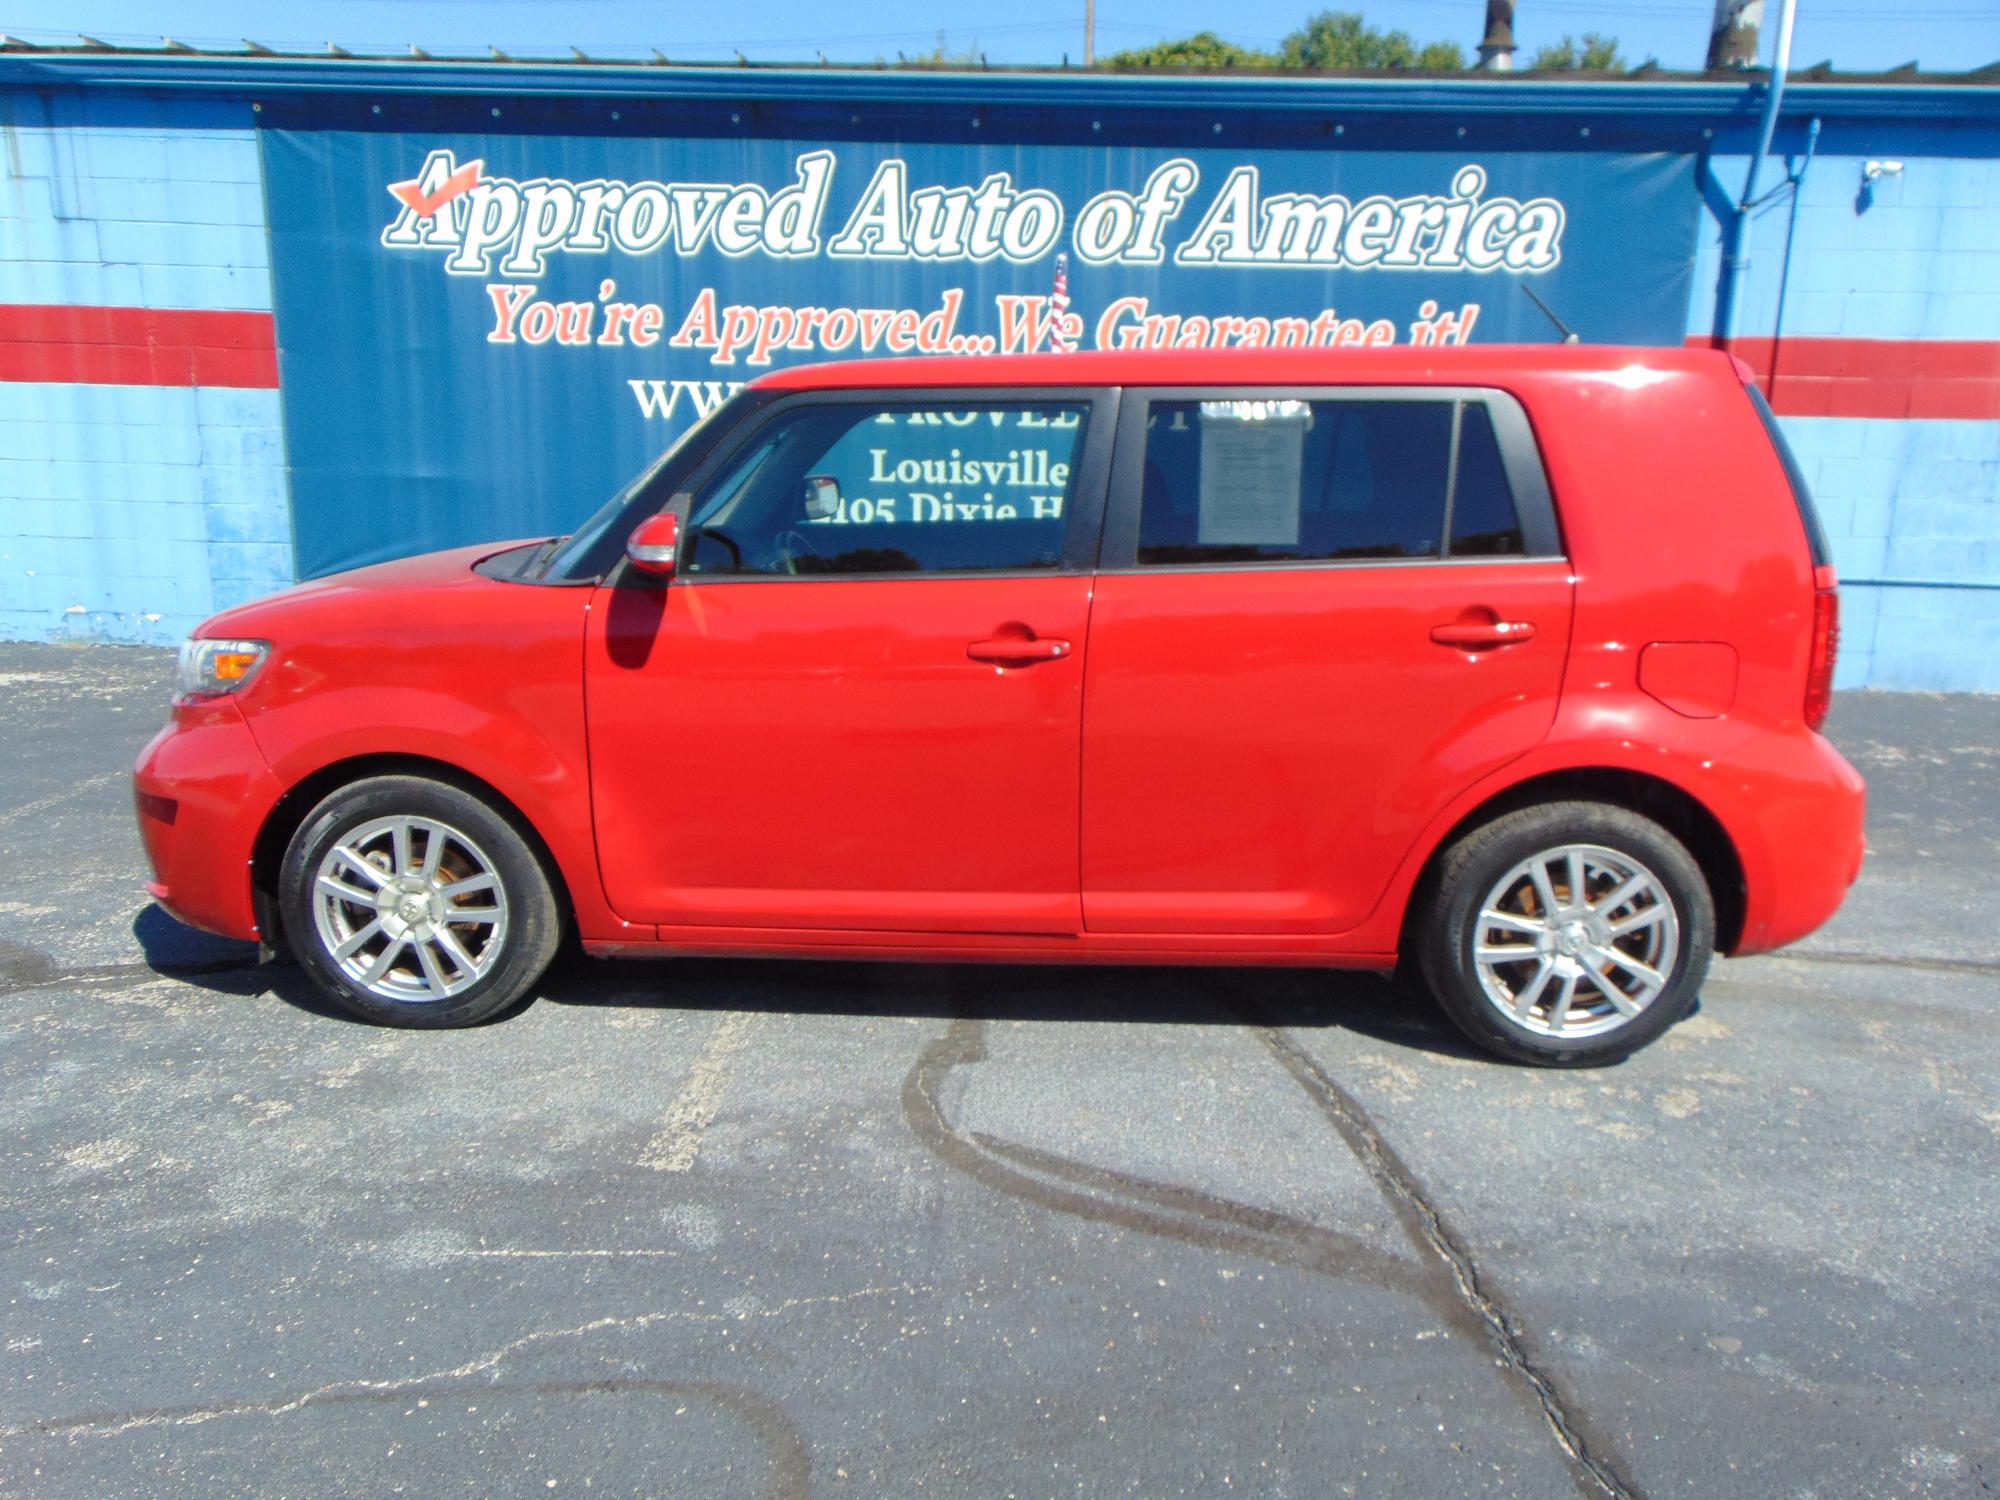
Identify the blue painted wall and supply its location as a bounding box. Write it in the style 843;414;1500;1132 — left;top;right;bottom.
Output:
1691;152;2000;692
0;76;1995;691
0;93;292;646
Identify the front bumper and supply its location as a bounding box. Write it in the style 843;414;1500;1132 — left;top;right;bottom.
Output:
133;696;286;941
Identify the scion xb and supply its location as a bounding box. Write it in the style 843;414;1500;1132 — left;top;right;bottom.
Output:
135;347;1864;1066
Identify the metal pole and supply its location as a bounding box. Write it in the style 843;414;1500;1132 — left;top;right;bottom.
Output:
1739;0;1796;213
1084;0;1095;65
1715;0;1796;346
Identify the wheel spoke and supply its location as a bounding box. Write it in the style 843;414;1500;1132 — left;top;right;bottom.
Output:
1510;959;1557;1017
1479;908;1546;937
1608;906;1666;938
446;905;501;924
360;935;408;986
433;924;479;977
442;872;496;899
333;847;389;889
420;823;445;879
317;873;378;906
391;821;413;877
1590;970;1643;1016
1589;944;1665;994
331;918;383;961
1477;943;1540;964
1529;859;1561;919
1591;872;1648;918
1548;971;1581;1030
414;939;451;998
1565;849;1587;908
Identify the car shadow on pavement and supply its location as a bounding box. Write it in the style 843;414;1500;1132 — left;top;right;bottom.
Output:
130;904;1491;1061
557;950;1494;1059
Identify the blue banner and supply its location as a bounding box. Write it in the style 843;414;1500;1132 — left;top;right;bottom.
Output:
262;128;1698;578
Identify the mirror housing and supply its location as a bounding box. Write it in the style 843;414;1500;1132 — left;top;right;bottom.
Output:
803;474;841;521
625;512;681;577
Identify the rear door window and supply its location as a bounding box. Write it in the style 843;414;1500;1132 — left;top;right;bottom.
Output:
1121;390;1557;568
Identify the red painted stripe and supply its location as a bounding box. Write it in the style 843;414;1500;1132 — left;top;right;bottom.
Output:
0;304;278;388
1692;335;2000;420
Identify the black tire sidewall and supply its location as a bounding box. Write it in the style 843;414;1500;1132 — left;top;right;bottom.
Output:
1419;802;1715;1067
278;776;560;1028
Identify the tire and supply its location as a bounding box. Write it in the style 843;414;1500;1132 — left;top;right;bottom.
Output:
1415;801;1715;1067
278;775;562;1028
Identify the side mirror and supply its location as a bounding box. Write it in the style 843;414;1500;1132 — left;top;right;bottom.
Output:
625;512;681;577
803;474;841;521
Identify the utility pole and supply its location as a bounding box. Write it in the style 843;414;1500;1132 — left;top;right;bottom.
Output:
1084;0;1095;65
1476;0;1516;69
1707;0;1762;69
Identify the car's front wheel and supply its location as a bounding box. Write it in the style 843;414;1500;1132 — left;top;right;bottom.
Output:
278;775;561;1028
1416;801;1715;1066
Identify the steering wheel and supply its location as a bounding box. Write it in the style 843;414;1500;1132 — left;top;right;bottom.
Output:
775;527;823;576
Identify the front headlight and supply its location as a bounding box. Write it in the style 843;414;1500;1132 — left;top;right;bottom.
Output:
176;637;270;697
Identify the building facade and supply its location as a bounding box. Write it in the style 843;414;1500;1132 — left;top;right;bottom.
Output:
1;51;1995;689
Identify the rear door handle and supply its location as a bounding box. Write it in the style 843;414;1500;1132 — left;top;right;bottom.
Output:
967;637;1072;666
1430;620;1537;649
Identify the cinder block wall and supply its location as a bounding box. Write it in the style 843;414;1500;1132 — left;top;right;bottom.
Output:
1691;155;2000;693
2;89;1996;691
0;93;291;646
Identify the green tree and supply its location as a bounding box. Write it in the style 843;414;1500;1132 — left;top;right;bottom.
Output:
1530;32;1624;70
1109;10;1464;71
1106;30;1275;68
898;31;982;66
1278;9;1465;70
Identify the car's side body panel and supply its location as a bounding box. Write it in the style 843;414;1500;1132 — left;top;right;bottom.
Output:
584;571;1095;933
1079;559;1576;934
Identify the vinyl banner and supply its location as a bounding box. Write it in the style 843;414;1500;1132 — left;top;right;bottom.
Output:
261;128;1698;577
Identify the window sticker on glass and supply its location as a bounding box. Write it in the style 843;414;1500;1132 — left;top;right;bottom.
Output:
1197;400;1311;546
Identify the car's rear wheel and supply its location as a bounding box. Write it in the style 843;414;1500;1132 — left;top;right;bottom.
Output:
278;775;561;1028
1416;801;1714;1066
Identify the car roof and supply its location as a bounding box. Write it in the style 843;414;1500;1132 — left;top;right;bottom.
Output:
750;344;1736;391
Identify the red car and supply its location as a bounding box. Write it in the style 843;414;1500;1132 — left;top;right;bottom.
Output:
135;347;1863;1065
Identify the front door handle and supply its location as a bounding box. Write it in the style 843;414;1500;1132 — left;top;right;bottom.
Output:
1431;619;1537;649
967;636;1072;666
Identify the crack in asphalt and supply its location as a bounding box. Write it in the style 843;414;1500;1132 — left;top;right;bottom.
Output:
1747;948;2000;977
11;1378;811;1498
1250;1020;1639;1500
901;1004;1644;1500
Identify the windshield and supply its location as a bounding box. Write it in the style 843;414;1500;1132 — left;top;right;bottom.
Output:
539;390;768;581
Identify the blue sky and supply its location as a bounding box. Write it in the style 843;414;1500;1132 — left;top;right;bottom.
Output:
2;0;1995;74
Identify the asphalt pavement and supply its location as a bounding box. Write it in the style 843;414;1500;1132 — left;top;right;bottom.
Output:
0;641;1995;1498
